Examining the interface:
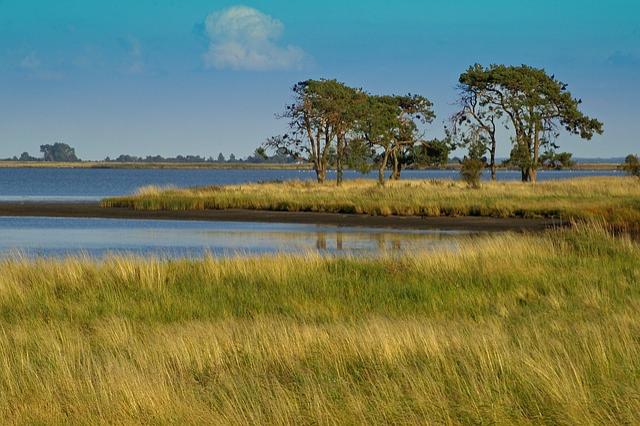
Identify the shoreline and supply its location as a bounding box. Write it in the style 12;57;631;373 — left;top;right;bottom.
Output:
0;160;622;171
0;201;565;231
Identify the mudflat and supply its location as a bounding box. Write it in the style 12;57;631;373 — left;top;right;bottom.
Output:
0;201;564;231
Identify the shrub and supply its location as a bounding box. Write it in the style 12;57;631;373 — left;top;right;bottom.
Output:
460;158;484;188
622;154;640;178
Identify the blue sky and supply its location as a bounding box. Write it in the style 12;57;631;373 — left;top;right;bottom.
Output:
1;0;639;159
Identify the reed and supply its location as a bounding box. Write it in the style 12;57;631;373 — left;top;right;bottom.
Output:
0;225;638;424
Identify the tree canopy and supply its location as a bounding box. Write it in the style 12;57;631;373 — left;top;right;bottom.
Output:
457;64;603;182
40;143;80;162
268;79;435;185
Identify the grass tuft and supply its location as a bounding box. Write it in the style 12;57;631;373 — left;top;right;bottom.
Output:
0;225;638;423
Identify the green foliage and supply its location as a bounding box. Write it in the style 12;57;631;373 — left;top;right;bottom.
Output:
270;79;434;184
357;93;435;183
622;154;640;178
345;138;375;174
18;152;37;161
508;142;533;170
271;79;367;182
39;143;80;162
413;138;450;167
458;64;603;182
460;158;484;188
540;150;576;169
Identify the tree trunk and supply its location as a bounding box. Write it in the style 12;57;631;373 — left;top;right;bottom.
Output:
378;165;385;186
336;136;345;186
378;150;391;186
315;162;326;183
521;167;537;183
391;152;400;180
531;125;540;184
392;160;402;180
490;137;497;181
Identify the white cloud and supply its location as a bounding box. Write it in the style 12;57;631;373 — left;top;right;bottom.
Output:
202;5;306;71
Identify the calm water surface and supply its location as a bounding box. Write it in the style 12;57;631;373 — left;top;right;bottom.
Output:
0;216;473;258
0;167;623;201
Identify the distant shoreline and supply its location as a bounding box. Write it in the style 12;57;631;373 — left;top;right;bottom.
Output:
0;201;562;231
0;160;622;171
0;161;312;170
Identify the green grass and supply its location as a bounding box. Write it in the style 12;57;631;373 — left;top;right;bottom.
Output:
0;225;639;424
102;176;640;229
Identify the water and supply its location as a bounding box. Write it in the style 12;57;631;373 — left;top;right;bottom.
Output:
0;216;471;258
0;167;623;201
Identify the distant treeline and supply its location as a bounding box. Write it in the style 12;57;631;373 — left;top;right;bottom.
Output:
3;143;588;172
4;145;300;164
5;143;81;162
103;148;299;164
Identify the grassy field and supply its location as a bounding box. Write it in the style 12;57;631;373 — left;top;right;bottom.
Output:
102;176;640;229
0;224;638;424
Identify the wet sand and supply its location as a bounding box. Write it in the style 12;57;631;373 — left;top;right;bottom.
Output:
0;201;565;231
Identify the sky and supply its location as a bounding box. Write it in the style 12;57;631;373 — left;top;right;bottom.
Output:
0;0;639;160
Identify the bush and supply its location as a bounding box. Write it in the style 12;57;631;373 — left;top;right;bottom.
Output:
460;158;484;188
622;154;640;178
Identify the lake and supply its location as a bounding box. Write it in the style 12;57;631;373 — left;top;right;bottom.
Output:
0;167;623;201
0;216;472;258
0;167;616;258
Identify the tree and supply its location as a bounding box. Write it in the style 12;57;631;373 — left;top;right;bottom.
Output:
268;79;365;184
356;94;435;184
390;94;435;179
217;153;225;163
270;80;336;183
40;143;80;162
454;65;503;180
357;95;401;185
622;154;640;178
254;147;268;160
307;80;366;185
19;152;36;161
460;136;487;188
540;150;575;169
345;138;375;175
413;138;451;168
458;64;603;182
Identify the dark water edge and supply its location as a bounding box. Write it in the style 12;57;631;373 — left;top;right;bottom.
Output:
0;167;624;201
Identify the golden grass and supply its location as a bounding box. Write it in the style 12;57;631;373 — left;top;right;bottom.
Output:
0;225;638;423
103;177;640;229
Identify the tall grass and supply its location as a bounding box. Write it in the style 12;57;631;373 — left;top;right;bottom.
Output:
102;177;640;229
0;225;638;423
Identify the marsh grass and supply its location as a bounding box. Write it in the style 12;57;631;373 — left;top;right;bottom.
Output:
102;177;640;229
0;225;639;423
